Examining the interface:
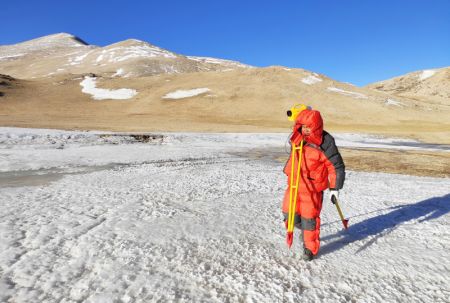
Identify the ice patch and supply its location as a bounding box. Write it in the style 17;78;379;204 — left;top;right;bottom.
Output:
327;87;368;99
163;88;211;99
418;70;436;81
302;74;323;85
80;76;137;100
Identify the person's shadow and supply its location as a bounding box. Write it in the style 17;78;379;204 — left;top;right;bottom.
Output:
319;193;450;256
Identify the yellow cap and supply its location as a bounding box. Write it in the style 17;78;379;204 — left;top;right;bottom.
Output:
286;104;310;122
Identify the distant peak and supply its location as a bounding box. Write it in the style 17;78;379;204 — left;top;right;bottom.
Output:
7;33;90;49
37;33;89;45
108;39;154;48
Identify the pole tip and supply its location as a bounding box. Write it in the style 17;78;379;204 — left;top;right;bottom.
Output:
343;219;349;229
286;232;294;248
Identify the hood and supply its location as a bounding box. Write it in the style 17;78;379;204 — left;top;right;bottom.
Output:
293;109;323;146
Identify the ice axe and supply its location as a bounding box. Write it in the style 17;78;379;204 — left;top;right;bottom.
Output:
331;195;349;229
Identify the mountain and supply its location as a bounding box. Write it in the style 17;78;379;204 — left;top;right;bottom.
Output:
0;33;251;79
0;33;449;144
366;67;450;107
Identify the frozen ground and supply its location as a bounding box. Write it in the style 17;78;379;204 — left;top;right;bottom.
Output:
0;128;449;302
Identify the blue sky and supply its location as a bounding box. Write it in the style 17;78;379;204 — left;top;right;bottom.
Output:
2;0;449;86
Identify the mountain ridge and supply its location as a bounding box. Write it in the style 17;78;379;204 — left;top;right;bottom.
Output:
0;33;448;143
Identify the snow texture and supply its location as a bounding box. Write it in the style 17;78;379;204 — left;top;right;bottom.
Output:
301;74;323;85
419;70;436;81
80;76;137;100
327;87;368;99
163;88;211;99
0;128;449;302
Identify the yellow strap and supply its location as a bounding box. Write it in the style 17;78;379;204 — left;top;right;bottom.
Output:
287;140;303;233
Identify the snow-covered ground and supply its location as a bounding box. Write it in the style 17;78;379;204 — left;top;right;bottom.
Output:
0;128;449;302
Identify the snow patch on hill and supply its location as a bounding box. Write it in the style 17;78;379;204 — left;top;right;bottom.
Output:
104;45;177;63
163;88;211;99
67;50;92;65
385;98;404;107
418;70;436;81
0;54;25;61
301;74;323;85
112;68;125;77
80;77;137;100
187;56;250;68
327;87;368;99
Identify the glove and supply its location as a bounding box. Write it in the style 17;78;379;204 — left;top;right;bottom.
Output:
329;189;339;203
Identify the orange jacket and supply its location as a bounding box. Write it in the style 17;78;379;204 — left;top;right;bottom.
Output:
284;109;345;192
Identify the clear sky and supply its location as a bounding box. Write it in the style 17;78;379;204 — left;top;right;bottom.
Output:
2;0;449;86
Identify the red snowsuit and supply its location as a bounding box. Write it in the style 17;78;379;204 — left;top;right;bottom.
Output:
282;109;345;255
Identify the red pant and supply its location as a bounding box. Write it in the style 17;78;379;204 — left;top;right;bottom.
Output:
283;188;323;255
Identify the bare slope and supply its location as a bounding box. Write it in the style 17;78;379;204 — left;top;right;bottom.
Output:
366;66;450;108
1;67;449;143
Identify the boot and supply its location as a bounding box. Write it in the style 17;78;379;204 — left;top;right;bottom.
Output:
302;247;314;261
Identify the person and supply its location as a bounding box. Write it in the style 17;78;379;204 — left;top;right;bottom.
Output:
282;105;345;261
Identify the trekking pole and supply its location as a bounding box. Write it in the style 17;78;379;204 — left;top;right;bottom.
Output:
286;140;304;248
331;195;349;229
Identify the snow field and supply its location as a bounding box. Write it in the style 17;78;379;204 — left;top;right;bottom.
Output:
0;128;449;302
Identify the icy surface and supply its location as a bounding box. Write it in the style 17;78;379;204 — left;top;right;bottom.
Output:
419;70;436;81
0;128;448;173
0;128;449;302
80;76;137;100
163;88;211;99
301;74;323;85
327;87;368;99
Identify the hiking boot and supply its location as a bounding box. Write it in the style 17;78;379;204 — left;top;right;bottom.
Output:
302;248;314;261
